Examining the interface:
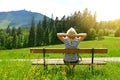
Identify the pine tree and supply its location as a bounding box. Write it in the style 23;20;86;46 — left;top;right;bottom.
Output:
43;27;49;45
6;25;11;35
11;27;17;48
49;26;58;44
46;27;50;45
5;36;13;49
17;27;22;48
49;14;54;31
42;16;47;29
28;16;35;47
0;30;6;49
17;27;22;35
36;21;43;46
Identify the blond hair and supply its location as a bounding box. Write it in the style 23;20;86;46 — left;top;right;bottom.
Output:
66;27;77;42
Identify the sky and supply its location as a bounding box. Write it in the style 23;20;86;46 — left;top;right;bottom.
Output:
0;0;120;21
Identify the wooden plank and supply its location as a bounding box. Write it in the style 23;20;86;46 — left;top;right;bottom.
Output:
32;59;106;65
30;48;107;54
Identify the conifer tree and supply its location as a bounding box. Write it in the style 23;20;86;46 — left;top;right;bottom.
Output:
28;16;35;47
43;27;49;45
6;25;11;35
0;30;6;49
17;27;22;35
42;16;47;29
11;27;17;48
36;21;43;46
49;26;58;44
5;36;13;49
17;27;23;48
49;14;54;31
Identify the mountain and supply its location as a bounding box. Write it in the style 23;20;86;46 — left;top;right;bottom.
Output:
0;10;49;29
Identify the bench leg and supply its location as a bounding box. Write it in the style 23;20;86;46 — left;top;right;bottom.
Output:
89;65;90;70
91;65;94;75
88;65;94;75
44;65;48;70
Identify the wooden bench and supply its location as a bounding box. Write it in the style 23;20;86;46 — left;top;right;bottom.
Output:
30;48;107;73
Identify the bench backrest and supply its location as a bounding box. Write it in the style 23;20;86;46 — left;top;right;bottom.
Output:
30;48;107;54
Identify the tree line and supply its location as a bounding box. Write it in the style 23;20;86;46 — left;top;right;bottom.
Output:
0;8;120;49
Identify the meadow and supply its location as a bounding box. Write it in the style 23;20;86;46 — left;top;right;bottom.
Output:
1;61;120;80
0;37;120;80
0;37;120;59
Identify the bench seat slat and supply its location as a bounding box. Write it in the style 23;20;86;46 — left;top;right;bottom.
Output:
32;59;106;65
30;48;107;54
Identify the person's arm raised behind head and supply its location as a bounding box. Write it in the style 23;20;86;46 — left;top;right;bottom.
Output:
57;33;66;42
77;33;87;41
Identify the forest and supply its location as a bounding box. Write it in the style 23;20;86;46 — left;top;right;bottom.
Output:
0;8;120;49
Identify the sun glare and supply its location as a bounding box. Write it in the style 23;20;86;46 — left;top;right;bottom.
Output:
91;0;120;21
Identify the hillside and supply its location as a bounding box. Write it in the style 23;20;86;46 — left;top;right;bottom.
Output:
0;10;49;29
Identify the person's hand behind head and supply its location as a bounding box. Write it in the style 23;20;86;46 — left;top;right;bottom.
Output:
67;33;76;39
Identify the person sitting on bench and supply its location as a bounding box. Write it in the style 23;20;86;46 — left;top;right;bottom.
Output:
57;27;87;70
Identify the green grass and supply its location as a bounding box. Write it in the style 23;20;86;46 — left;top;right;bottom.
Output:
0;61;120;80
0;37;120;59
0;37;120;79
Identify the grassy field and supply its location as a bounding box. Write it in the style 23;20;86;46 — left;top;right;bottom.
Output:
0;37;120;80
0;37;120;59
0;61;120;80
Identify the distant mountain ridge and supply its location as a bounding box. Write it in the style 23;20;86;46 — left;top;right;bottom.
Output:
0;10;49;29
